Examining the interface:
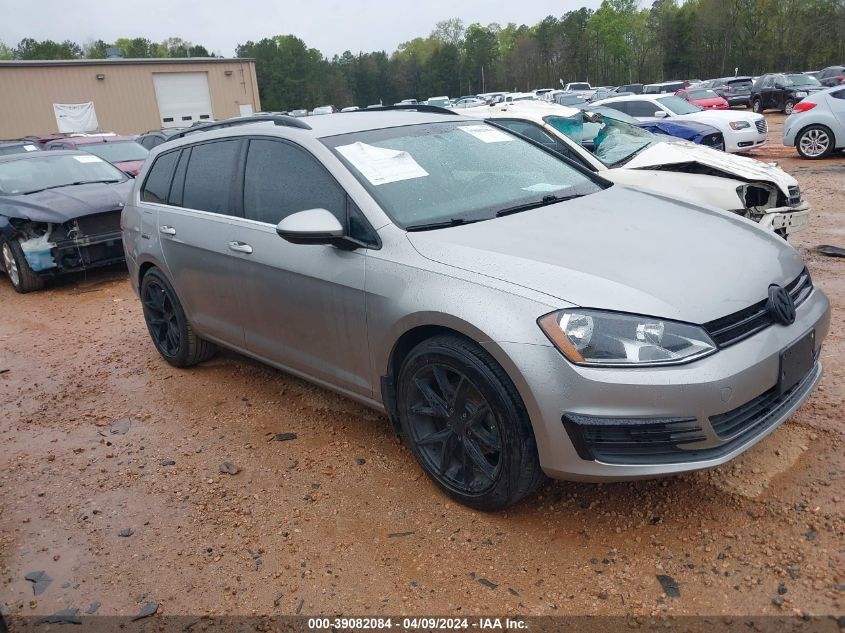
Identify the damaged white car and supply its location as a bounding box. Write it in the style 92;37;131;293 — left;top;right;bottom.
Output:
0;151;132;293
458;101;809;238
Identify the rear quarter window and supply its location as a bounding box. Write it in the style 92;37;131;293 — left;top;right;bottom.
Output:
141;150;179;204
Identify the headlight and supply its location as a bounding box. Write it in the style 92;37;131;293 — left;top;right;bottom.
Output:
795;91;808;98
538;309;717;367
729;121;751;130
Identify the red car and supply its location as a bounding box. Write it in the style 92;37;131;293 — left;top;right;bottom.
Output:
675;88;730;110
44;135;149;176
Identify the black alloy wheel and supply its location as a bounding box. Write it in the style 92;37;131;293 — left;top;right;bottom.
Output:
140;268;216;367
406;363;503;493
396;335;545;510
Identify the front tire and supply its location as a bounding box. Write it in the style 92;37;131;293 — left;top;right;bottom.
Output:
140;268;216;367
796;125;834;159
783;100;795;115
752;98;762;113
1;236;45;293
396;335;545;511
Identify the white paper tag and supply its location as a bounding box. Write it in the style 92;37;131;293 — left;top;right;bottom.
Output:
23;144;38;152
336;142;428;186
73;155;102;163
458;125;513;143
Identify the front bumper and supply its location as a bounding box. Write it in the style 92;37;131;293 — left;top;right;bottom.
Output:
757;201;810;235
724;126;767;152
489;287;830;480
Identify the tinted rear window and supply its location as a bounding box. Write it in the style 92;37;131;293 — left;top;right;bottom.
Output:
141;150;179;204
182;140;241;214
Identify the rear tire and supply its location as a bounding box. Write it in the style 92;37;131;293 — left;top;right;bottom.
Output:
140;267;216;367
396;335;545;511
783;100;795;115
1;236;45;293
796;124;834;159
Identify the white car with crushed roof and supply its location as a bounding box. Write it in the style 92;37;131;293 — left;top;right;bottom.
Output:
456;101;809;237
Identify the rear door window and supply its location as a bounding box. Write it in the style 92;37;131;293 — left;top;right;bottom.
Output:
182;140;242;215
242;139;346;225
625;100;661;117
141;150;179;204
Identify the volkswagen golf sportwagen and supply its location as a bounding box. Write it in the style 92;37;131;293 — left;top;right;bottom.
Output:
122;110;829;510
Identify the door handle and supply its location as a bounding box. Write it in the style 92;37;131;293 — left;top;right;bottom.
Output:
159;225;177;236
228;241;253;254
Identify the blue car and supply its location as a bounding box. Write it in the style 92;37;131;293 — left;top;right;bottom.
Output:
580;105;725;151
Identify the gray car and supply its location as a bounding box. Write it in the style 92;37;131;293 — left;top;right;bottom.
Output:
783;85;845;158
122;111;830;510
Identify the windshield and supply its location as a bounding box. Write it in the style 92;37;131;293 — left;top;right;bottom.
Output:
656;96;702;115
0;154;126;195
785;74;821;87
427;98;450;107
323;121;603;228
689;89;720;100
82;141;149;163
545;112;655;167
568;84;590;90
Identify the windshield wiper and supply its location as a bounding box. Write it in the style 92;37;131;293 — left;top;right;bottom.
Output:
405;217;486;232
24;179;121;194
495;193;584;217
609;143;653;167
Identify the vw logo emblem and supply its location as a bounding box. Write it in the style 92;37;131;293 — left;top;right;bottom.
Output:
767;285;796;326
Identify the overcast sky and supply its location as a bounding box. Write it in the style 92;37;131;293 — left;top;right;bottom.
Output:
0;0;603;58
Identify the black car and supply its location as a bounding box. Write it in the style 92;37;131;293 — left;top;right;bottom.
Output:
0;140;42;156
817;65;845;88
0;151;132;292
751;73;824;114
698;76;753;107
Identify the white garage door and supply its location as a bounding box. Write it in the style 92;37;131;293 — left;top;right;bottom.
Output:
153;72;213;128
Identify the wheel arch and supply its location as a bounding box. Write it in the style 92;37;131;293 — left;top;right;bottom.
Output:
378;315;537;437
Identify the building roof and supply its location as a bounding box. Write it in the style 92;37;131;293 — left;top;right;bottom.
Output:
0;57;255;68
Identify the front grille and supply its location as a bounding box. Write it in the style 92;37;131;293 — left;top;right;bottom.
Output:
703;269;812;348
73;210;122;236
755;119;768;135
788;185;801;207
562;415;706;465
710;363;818;443
702;133;725;150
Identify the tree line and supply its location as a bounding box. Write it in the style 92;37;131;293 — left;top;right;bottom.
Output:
0;37;210;61
2;0;844;112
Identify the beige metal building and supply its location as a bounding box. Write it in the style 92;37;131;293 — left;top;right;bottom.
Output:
0;58;261;138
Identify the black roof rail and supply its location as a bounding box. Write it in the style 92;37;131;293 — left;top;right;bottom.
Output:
171;115;312;139
352;104;459;116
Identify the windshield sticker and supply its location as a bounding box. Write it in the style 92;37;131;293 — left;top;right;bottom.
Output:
73;155;103;163
458;125;513;143
336;142;428;186
23;145;38;152
522;183;571;193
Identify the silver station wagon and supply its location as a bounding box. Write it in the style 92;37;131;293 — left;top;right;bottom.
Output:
122;110;830;510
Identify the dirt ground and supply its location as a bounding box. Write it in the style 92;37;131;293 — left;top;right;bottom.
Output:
1;113;843;624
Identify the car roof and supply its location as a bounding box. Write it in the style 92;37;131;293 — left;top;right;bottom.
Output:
52;135;138;145
0;149;91;164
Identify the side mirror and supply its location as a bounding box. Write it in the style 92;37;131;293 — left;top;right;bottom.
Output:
775;83;785;90
653;110;669;118
276;208;348;248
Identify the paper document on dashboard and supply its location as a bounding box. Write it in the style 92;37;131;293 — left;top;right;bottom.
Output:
336;142;429;186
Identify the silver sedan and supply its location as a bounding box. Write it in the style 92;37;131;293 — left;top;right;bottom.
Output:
122;111;829;510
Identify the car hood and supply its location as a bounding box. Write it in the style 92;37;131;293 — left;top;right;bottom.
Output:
114;160;144;176
406;186;804;324
640;119;719;138
0;180;133;223
623;140;797;194
683;110;761;124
